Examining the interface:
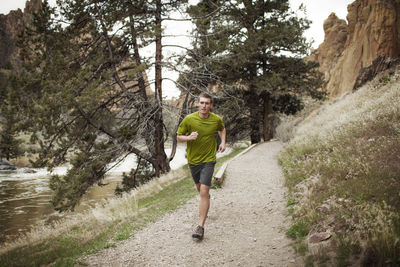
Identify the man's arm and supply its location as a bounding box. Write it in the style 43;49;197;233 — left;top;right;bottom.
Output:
218;128;226;152
177;131;198;142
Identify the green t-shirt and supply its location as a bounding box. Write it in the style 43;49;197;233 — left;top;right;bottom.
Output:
177;112;225;165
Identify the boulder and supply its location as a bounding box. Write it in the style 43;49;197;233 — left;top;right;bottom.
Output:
0;160;16;170
309;232;332;243
23;168;37;173
353;54;400;90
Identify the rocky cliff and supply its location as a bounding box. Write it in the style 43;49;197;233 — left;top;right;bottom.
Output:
309;0;400;98
0;0;42;70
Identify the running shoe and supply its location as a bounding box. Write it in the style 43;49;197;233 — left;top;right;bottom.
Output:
192;225;204;240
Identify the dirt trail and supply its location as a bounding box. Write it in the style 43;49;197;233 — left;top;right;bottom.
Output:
84;141;303;266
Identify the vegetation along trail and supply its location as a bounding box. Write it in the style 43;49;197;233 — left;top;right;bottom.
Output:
84;141;302;266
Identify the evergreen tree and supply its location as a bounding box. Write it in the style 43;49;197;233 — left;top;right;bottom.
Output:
0;75;23;161
186;0;325;143
115;157;154;195
16;0;187;211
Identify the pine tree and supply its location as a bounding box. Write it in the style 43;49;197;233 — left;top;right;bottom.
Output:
16;0;187;211
0;73;23;161
186;0;325;143
0;95;23;161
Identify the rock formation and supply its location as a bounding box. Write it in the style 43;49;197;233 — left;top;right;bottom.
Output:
353;54;400;90
0;0;42;70
309;0;400;98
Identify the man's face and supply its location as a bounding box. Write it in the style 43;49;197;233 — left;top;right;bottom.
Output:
198;97;212;116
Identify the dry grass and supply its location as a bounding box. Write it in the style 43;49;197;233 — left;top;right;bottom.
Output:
279;67;400;265
275;97;323;143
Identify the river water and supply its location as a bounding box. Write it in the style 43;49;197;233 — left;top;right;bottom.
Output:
0;144;231;243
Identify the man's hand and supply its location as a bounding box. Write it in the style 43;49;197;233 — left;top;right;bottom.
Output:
218;128;226;153
218;142;226;153
188;131;198;141
177;131;198;142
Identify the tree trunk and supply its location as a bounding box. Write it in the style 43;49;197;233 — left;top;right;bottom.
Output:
130;18;157;159
130;18;148;102
169;90;191;162
247;88;261;144
250;108;261;144
153;0;170;176
262;92;273;141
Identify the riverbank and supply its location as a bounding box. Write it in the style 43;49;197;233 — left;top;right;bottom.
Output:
0;143;232;242
0;145;246;266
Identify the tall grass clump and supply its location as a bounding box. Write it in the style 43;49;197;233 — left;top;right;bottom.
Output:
279;68;400;265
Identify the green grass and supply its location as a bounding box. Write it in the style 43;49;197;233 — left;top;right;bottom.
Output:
297;241;308;256
287;198;298;207
0;147;245;267
103;243;116;249
379;75;391;84
286;221;309;240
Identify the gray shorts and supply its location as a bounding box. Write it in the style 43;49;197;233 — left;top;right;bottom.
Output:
188;161;216;186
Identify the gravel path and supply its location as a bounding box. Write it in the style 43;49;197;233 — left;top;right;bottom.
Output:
83;141;303;266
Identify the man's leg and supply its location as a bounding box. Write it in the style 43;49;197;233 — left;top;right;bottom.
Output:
192;161;215;239
192;183;209;240
199;184;210;228
195;183;201;192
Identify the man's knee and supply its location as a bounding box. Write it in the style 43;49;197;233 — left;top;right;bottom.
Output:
199;185;210;198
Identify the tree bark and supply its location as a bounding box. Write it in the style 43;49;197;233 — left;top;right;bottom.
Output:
153;0;170;176
262;92;273;141
250;109;261;144
130;17;148;102
169;89;190;162
247;88;261;144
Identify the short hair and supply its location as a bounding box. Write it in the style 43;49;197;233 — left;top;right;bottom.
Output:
198;92;213;104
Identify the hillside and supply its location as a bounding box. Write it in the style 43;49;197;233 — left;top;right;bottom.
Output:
278;61;400;265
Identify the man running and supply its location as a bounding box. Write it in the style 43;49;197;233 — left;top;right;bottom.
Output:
177;92;226;240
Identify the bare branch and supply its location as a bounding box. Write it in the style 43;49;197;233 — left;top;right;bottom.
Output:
162;2;222;21
162;44;191;51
